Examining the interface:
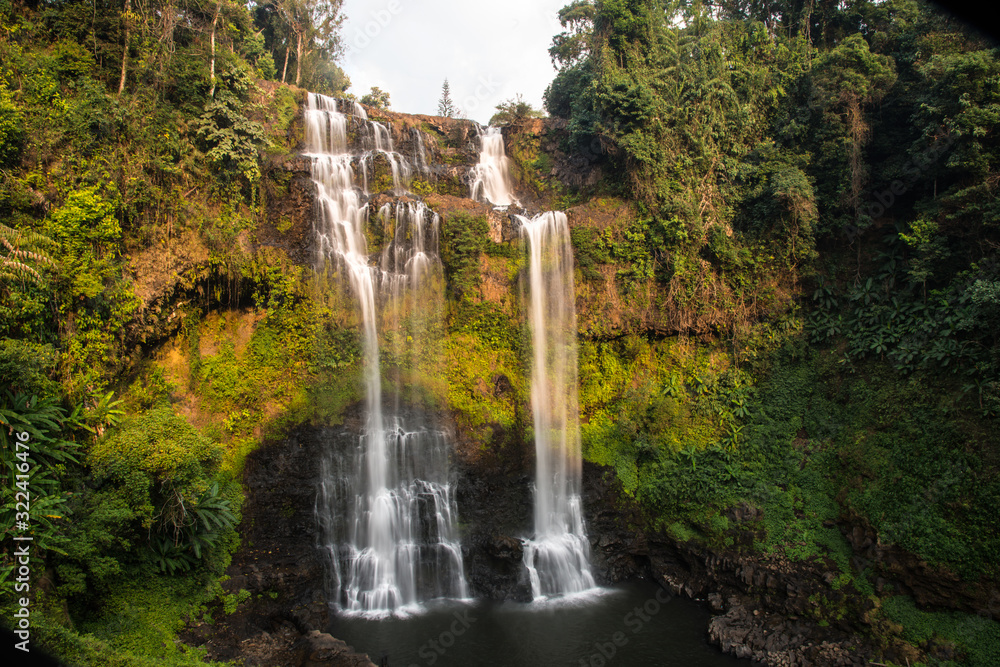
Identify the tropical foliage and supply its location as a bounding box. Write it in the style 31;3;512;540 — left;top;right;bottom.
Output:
1;0;999;664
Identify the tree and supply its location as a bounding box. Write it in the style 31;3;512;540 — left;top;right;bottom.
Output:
361;86;390;110
549;0;595;69
117;0;133;95
489;94;543;128
208;1;223;98
270;0;344;87
437;78;456;117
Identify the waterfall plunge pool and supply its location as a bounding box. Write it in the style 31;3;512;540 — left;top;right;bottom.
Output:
327;580;750;666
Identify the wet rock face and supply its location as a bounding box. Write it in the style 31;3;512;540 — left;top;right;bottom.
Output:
842;509;996;614
454;442;653;600
631;511;883;665
528;118;606;190
581;462;650;584
182;419;375;667
453;436;535;602
259;154;325;266
299;631;378;667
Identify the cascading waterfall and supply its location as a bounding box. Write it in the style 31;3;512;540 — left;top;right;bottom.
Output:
519;211;596;599
470;126;518;207
359;120;412;195
306;92;467;616
411;128;430;176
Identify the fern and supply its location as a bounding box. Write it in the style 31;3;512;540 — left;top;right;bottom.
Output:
0;223;56;285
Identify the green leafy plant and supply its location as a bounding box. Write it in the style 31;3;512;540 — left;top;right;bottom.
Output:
0;392;79;569
1;223;56;285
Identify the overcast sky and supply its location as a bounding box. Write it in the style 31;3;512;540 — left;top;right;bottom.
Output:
338;0;568;124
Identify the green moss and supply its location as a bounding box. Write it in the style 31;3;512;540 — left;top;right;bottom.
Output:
570;225;611;282
222;588;251;615
269;86;298;140
666;521;698;543
882;595;1000;667
581;412;639;492
440;212;490;300
507;128;552;197
446;331;525;443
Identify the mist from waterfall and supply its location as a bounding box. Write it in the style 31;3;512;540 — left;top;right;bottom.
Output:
306;92;467;616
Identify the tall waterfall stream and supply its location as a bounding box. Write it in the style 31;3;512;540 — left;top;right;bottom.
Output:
519;211;597;599
469;126;595;598
303;97;747;664
307;93;467;616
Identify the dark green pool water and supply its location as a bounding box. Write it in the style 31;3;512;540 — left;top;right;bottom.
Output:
327;580;751;667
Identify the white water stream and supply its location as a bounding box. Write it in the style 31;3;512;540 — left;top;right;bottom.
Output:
306;93;467;616
519;211;596;599
470;126;518;207
467;124;595;599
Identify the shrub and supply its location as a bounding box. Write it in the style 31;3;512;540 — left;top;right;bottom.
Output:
88;408;239;575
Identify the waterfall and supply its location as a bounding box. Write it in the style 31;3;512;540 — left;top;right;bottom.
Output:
412;128;430;176
352;100;368;121
518;211;596;599
470;126;518;207
307;92;467;616
357;120;412;195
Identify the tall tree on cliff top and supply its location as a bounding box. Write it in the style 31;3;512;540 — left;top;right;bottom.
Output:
549;0;595;69
438;79;456;117
270;0;344;87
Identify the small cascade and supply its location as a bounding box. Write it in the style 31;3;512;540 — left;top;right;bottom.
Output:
306;92;467;616
411;128;430;176
518;211;596;599
352;100;368;120
357;120;412;195
470;126;518;207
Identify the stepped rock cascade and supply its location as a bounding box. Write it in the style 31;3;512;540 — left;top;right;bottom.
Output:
518;212;596;599
411;128;430;176
306;92;467;616
470;126;518;207
358;120;412;195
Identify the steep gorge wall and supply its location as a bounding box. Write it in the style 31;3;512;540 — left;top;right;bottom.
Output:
134;93;997;667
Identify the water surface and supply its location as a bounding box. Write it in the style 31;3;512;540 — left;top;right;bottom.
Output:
328;580;751;667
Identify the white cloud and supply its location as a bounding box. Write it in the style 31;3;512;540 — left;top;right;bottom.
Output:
339;0;567;123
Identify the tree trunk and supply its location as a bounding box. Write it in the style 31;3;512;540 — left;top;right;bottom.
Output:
118;0;131;95
208;3;220;98
295;30;303;87
281;44;290;84
802;0;814;46
208;2;222;99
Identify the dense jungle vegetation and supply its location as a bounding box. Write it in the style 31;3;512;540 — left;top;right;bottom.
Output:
1;0;999;665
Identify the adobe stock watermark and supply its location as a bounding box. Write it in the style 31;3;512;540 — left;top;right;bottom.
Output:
11;428;34;653
344;0;404;59
453;75;501;122
847;132;956;240
578;587;673;666
509;5;564;35
408;608;476;666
